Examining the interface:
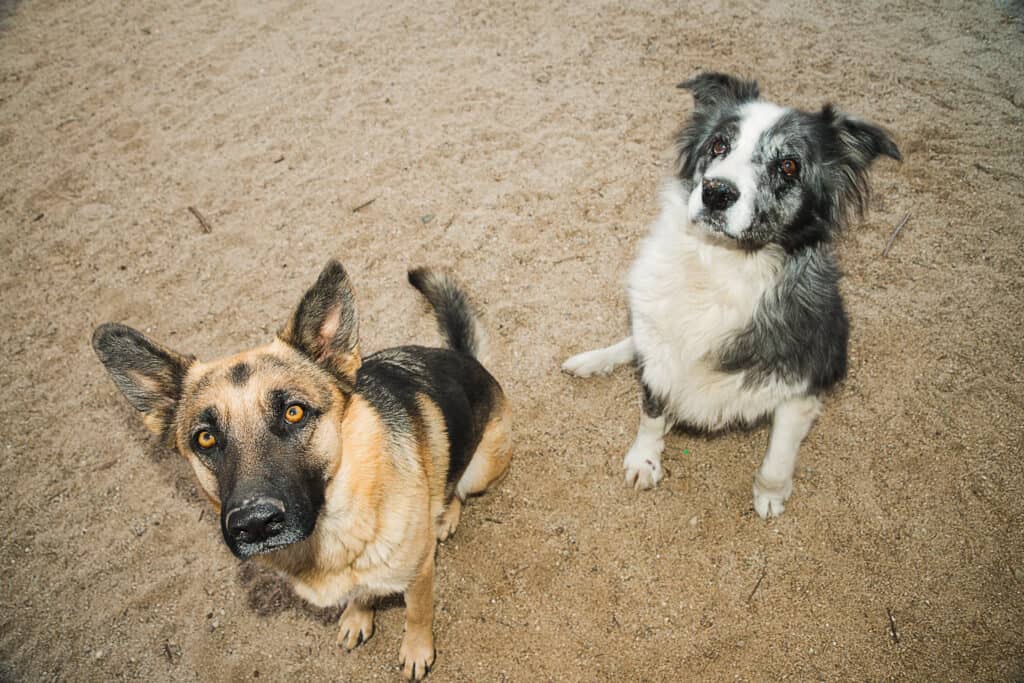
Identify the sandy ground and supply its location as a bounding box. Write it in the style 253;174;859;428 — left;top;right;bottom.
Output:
1;0;1023;681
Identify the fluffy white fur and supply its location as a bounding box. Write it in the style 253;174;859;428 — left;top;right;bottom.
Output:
563;176;820;518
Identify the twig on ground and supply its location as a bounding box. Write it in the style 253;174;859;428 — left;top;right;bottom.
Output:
747;563;768;604
974;162;1024;183
886;607;900;644
187;206;213;234
552;254;584;265
881;212;911;257
351;198;376;213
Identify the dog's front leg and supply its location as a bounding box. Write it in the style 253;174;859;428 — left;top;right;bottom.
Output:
623;381;669;489
562;336;635;377
399;549;436;680
337;597;375;650
752;396;822;518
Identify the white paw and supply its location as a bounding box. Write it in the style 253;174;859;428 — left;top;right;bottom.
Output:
562;349;618;377
752;477;793;519
623;446;665;490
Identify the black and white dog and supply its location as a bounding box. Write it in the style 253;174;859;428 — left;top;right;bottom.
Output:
563;72;900;518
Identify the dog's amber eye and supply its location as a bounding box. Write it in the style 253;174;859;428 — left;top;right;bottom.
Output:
197;431;217;449
711;139;729;156
284;404;305;424
780;159;800;177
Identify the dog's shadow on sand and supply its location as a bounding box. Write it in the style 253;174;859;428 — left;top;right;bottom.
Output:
237;560;405;626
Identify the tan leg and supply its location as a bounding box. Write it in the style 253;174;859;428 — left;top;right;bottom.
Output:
337;598;375;650
454;396;512;501
436;496;463;542
400;550;436;680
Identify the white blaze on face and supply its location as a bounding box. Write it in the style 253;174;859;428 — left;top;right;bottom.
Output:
689;101;788;238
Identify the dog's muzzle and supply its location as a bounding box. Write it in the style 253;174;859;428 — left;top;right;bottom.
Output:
223;496;309;558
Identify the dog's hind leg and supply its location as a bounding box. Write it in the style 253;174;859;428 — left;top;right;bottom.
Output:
438;395;512;541
752;396;822;518
561;336;636;377
623;381;668;490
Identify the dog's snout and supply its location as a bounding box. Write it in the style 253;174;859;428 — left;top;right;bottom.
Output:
702;178;740;211
225;499;286;544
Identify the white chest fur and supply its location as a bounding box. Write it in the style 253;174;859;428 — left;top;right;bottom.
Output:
627;180;805;429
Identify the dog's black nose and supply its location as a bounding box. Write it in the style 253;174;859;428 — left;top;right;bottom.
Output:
702;178;740;211
225;499;286;544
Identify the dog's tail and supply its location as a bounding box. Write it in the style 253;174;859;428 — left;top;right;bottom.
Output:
407;268;488;362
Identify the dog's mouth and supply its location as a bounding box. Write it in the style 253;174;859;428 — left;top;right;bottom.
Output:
692;211;735;239
226;524;313;560
692;213;767;252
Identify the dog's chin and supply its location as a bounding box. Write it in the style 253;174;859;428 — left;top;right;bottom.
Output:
691;213;738;242
225;526;313;560
691;214;765;251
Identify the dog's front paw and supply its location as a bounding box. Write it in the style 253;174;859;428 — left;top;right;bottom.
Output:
623;447;665;490
752;476;793;519
399;630;435;680
561;349;616;377
337;601;375;650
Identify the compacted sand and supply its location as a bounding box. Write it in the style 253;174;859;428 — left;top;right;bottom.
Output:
1;0;1022;680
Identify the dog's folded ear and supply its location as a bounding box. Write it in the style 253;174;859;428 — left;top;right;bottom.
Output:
677;72;760;110
92;323;193;437
822;104;901;165
819;105;901;221
280;259;361;388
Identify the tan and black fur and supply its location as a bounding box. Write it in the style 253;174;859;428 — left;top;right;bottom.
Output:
92;260;511;680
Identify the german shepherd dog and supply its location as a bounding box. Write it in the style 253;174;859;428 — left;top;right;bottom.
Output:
93;260;511;680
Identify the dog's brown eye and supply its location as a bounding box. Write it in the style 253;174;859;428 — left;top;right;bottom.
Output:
284;404;305;424
197;431;217;449
711;139;729;156
780;159;800;177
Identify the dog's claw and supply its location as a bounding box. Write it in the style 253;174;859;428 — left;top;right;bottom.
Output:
337;602;375;651
400;633;435;680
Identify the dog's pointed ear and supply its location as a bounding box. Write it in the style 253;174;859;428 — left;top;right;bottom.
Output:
677;72;760;110
279;259;361;386
92;323;193;437
822;104;901;165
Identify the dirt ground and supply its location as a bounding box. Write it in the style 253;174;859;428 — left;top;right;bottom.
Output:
1;0;1023;681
